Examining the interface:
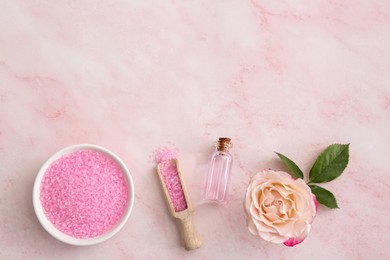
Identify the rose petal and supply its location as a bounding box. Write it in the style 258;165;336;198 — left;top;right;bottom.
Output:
259;207;275;226
262;187;274;202
272;220;294;236
252;218;277;233
291;219;309;237
313;194;319;216
244;188;253;212
283;237;305;247
259;228;288;243
246;218;258;236
251;171;267;182
249;203;262;221
264;211;279;222
275;170;294;180
277;184;294;197
283;221;311;246
280;198;292;214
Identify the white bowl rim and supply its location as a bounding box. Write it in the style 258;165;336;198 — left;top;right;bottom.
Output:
32;144;135;246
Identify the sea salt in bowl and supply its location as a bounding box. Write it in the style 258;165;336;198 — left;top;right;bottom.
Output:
33;144;134;246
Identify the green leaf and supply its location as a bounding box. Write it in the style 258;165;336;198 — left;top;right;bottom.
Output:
275;152;304;179
309;185;339;209
308;144;349;184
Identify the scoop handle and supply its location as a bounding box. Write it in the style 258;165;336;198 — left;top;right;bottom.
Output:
178;214;202;250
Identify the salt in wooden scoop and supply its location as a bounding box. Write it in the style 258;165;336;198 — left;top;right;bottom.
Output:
155;150;202;250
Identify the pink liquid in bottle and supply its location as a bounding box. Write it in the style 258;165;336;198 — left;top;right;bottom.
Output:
203;138;233;204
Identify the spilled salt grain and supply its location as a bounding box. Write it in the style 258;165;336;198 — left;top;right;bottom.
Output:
154;146;179;164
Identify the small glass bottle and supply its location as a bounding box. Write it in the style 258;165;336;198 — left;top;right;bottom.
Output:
203;137;233;204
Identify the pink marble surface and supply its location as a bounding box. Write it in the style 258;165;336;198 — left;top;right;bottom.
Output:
1;0;390;259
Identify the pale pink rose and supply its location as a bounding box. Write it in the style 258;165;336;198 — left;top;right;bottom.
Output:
244;170;317;247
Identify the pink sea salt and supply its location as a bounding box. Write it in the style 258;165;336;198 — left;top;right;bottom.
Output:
154;146;179;164
154;147;187;212
40;150;129;239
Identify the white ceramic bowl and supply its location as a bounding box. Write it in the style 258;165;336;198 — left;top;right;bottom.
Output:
33;144;135;246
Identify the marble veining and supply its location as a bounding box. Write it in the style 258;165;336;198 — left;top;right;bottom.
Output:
1;0;389;259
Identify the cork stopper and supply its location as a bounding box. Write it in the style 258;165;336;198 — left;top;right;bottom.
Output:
216;137;232;152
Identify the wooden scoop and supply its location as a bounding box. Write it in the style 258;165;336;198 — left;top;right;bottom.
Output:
156;159;202;250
